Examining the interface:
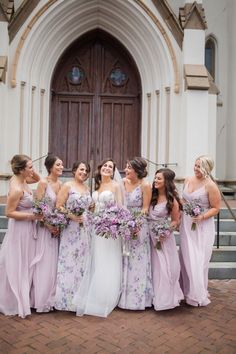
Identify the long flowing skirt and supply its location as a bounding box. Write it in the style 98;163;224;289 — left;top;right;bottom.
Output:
32;225;59;312
83;235;122;317
151;234;183;310
0;219;36;318
179;214;215;306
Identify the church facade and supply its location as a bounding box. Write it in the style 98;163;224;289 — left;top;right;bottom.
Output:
0;0;235;194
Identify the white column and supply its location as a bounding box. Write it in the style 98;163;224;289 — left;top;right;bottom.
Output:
182;27;210;176
226;0;236;179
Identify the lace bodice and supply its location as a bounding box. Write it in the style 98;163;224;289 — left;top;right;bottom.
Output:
92;190;116;211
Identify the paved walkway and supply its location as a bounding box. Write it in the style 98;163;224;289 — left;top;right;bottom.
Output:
0;280;235;354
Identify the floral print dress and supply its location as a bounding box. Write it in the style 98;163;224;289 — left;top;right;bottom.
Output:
119;185;153;309
54;188;92;311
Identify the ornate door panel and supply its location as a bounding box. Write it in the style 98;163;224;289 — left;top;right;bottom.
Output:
50;30;141;172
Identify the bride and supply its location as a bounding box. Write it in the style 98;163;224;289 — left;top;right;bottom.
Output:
77;158;123;317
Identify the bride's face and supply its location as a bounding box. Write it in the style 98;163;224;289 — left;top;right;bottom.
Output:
100;161;114;177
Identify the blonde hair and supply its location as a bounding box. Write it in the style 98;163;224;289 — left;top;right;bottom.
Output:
196;155;214;178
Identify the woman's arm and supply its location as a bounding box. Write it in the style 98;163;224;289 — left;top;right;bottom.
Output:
114;181;124;206
192;181;221;222
6;188;41;221
56;183;70;208
170;199;181;229
26;169;41;184
141;181;152;214
35;179;47;200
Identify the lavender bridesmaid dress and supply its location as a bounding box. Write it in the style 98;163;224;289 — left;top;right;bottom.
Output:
119;185;153;310
179;185;215;306
149;202;183;311
32;184;59;312
54;188;92;312
0;191;37;318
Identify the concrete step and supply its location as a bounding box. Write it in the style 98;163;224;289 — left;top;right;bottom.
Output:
210;246;236;262
209;262;236;279
219;208;236;219
0;204;5;215
174;232;236;247
0;216;7;229
214;219;236;232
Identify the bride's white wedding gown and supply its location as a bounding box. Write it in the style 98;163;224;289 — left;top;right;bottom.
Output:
81;190;122;317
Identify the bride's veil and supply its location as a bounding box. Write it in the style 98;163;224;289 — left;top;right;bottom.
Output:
113;168;126;207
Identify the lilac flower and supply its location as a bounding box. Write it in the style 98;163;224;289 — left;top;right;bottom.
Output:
66;197;87;216
93;202;144;240
151;218;172;250
183;199;204;230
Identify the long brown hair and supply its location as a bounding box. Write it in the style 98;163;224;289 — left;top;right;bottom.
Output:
151;168;182;214
94;158;116;190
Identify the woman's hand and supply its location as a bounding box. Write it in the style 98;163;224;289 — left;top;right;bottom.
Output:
192;214;205;223
46;224;60;237
89;202;95;213
31;213;44;221
69;213;84;224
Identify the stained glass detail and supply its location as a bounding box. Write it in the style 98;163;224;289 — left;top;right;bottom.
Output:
68;66;85;84
110;68;127;86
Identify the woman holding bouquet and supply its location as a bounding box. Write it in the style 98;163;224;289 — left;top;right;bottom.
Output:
0;154;42;318
83;158;123;317
119;157;153;310
32;154;63;312
179;155;221;306
54;161;92;312
149;168;183;311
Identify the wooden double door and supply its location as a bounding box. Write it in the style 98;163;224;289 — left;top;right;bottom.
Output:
50;30;141;173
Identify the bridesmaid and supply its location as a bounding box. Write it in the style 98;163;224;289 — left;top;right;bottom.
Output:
54;160;92;312
149;168;183;310
32;154;63;312
0;154;42;318
119;157;153;310
179;155;221;306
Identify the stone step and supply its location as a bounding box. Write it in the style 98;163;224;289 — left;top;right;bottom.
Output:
209;262;236;279
0;204;5;214
210;246;236;262
0;216;7;229
218;208;236;219
214;219;236;232
174;232;236;247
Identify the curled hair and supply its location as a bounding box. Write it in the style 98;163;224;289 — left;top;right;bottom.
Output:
151;168;182;214
11;154;31;175
196;155;214;178
94;158;116;190
44;154;60;174
127;157;148;179
72;160;91;176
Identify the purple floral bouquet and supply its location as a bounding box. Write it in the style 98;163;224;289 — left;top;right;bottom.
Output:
43;208;69;232
33;198;68;233
67;198;87;216
183;199;204;230
151;218;172;250
33;197;52;227
94;202;144;241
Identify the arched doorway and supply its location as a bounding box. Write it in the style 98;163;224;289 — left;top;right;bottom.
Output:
50;30;141;173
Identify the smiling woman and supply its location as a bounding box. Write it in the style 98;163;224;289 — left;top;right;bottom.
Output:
54;160;93;312
179;155;221;307
79;158;123;317
0;154;43;318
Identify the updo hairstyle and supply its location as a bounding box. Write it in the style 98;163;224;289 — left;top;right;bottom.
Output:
11;154;31;175
128;157;148;179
